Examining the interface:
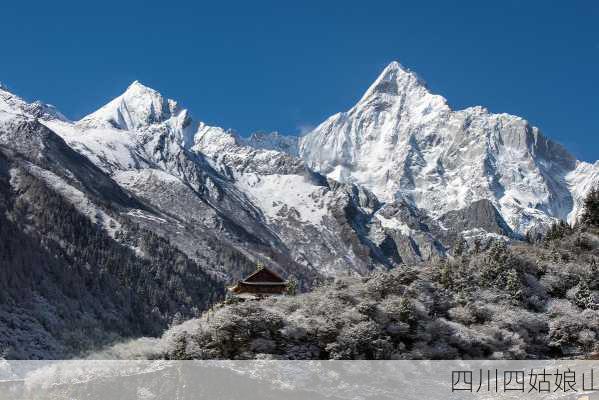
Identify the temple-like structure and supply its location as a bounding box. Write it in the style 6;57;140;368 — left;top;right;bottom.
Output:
228;265;288;299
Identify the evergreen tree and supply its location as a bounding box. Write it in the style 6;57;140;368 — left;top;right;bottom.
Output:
473;238;482;254
480;241;509;287
453;238;465;257
574;282;592;309
397;297;414;323
437;260;453;289
505;269;522;301
286;275;298;295
544;220;571;242
581;187;599;227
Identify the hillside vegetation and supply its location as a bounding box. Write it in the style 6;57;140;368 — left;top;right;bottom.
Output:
0;154;224;358
105;192;599;360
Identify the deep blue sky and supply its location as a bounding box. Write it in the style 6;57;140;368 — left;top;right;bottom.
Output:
1;1;598;161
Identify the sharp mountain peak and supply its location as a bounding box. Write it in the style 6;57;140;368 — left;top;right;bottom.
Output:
78;80;180;131
358;61;447;108
124;80;163;96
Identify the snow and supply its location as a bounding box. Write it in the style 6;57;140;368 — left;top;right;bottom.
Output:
245;131;299;156
43;119;145;173
3;66;598;245
300;60;598;233
78;81;176;131
0;110;17;125
461;228;509;243
0;77;433;274
236;173;329;225
0;86;68;122
192;124;241;156
375;213;412;236
127;209;168;224
114;168;182;186
11;163;122;237
76;81;200;154
565;160;599;223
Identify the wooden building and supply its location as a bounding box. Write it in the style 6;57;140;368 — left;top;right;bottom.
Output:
228;266;288;299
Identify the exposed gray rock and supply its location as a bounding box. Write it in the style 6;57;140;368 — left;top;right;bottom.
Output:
440;199;514;237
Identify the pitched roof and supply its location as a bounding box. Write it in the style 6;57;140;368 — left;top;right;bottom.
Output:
242;266;287;284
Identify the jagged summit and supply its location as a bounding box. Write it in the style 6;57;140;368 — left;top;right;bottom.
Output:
358;61;447;108
362;61;420;91
374;61;414;80
78;80;179;131
1;62;598;240
127;79;146;89
0;84;68;122
122;80;169;103
300;61;597;234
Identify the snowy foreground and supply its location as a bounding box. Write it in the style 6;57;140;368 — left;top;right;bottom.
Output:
96;225;599;361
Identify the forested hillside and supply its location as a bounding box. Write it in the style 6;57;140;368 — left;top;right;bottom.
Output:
106;191;599;360
0;150;224;358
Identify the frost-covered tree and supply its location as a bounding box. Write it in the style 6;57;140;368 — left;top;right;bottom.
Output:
505;269;523;301
0;164;224;358
141;225;599;361
582;187;599;227
544;220;572;242
574;282;593;309
286;275;298;296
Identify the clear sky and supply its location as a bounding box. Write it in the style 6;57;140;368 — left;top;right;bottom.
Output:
1;1;598;161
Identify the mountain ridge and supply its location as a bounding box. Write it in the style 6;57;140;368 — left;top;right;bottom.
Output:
1;80;407;282
1;63;598;358
2;61;598;261
300;61;599;234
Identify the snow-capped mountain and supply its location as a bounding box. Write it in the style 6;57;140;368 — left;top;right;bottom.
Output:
0;89;229;358
2;64;599;358
300;61;599;234
2;59;598;286
1;81;423;285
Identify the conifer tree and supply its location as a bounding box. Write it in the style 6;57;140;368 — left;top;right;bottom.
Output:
582;187;599;227
574;281;592;309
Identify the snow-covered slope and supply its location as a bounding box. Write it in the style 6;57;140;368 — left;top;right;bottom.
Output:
566;160;599;222
2;65;598;281
75;82;455;271
300;61;598;234
0;84;272;280
246;131;299;156
1;82;415;279
191;123;420;274
0;102;231;358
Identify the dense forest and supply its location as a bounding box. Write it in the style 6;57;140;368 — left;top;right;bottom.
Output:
0;154;224;358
